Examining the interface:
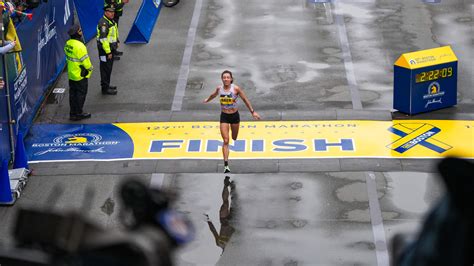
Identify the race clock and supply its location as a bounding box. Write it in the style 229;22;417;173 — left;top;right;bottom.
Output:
394;46;457;115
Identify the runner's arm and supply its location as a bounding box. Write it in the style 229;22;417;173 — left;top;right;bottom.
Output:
236;86;261;120
203;87;219;103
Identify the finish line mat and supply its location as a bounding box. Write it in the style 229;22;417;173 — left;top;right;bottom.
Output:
25;120;474;162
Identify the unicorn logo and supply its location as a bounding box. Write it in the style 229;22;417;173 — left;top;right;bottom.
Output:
153;0;161;8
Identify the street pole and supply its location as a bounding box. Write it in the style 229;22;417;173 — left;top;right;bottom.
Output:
0;18;16;163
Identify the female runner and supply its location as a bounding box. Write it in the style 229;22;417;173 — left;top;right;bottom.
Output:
203;70;261;173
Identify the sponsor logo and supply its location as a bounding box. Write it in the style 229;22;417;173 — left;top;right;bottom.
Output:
423;82;444;99
423;82;444;108
387;123;452;154
37;8;57;79
54;133;102;144
14;69;28;120
31;133;119;156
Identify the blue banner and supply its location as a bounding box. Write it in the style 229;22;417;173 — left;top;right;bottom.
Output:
125;0;163;43
73;0;103;42
26;124;134;162
9;0;74;137
0;84;11;162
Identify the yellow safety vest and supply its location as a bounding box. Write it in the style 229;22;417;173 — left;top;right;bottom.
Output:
64;39;93;81
96;16;118;55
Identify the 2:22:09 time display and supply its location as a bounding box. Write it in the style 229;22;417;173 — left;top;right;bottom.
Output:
415;67;453;83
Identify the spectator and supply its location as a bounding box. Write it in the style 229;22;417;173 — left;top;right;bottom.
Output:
0;40;15;54
0;40;15;90
392;157;474;265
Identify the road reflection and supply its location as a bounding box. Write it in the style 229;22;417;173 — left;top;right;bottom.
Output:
205;176;236;255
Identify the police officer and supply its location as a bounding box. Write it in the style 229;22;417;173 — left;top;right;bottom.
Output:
105;0;125;58
97;6;118;95
64;24;93;121
104;0;126;25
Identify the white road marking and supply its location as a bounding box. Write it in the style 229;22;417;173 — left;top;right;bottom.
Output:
333;1;363;109
366;172;389;266
171;0;203;111
150;173;165;188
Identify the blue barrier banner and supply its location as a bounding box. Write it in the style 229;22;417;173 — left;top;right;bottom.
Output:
26;124;134;162
10;0;74;136
73;0;103;42
0;86;11;162
125;0;162;44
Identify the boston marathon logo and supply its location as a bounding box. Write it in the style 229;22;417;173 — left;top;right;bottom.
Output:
153;0;161;8
424;82;444;108
424;82;444;98
54;133;102;144
31;133;119;156
387;123;452;154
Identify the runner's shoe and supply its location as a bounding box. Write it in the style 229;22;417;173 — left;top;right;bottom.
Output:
224;166;231;173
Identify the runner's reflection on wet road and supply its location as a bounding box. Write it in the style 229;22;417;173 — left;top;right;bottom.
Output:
205;176;236;255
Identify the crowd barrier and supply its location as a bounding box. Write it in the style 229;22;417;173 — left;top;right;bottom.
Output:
125;0;163;43
73;0;103;42
1;0;161;162
0;0;74;162
0;82;11;163
0;0;107;163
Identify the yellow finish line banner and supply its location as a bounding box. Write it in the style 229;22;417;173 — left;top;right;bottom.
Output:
115;120;473;159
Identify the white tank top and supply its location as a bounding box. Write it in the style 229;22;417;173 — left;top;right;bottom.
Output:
219;84;238;111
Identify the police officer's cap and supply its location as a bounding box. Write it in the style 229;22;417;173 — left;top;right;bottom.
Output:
104;6;116;12
67;24;81;36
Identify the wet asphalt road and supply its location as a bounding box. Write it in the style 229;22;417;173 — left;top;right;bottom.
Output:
172;172;443;265
1;0;472;265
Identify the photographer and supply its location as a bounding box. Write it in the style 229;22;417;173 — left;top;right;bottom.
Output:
0;180;194;266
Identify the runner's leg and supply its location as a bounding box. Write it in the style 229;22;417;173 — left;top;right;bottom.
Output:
220;122;230;162
231;123;240;141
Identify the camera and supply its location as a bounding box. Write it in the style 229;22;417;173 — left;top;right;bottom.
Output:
0;179;195;266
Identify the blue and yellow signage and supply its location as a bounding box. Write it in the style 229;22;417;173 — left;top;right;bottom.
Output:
394;46;457;114
27;124;134;161
25;120;474;162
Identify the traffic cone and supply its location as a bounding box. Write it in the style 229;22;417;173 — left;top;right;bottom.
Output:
0;159;13;204
13;132;29;169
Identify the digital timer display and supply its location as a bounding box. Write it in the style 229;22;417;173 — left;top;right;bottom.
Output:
415;67;453;83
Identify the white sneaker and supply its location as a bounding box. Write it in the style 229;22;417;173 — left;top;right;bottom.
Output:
224;165;231;173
